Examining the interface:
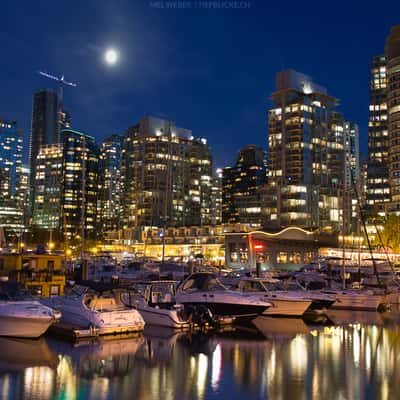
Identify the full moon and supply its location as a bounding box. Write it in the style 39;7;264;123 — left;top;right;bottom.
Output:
104;49;118;65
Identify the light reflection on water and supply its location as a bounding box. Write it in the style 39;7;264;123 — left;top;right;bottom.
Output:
0;316;400;400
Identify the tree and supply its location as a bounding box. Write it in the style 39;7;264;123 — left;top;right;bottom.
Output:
377;214;400;253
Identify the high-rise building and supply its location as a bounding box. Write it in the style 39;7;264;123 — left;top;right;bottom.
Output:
31;144;63;232
210;168;223;225
264;70;345;231
98;134;124;235
366;55;389;209
344;122;360;187
186;138;213;226
29;89;70;215
366;26;400;214
343;122;360;234
122;115;212;234
17;164;30;230
0;119;24;239
61;129;99;242
386;26;400;208
222;145;266;225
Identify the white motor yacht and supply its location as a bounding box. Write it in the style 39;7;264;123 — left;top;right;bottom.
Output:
43;283;145;335
322;288;385;311
238;277;312;317
0;300;61;338
123;281;191;329
0;283;61;338
175;273;271;319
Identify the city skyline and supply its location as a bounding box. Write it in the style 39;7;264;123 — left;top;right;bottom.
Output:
1;1;400;167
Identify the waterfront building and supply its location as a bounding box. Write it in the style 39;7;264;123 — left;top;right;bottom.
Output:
29;89;70;215
121;115;212;235
0;119;24;240
366;26;400;214
224;226;335;270
98;134;124;235
61;129;99;242
344;122;360;187
222;145;266;225
264;69;346;232
0;253;66;297
343;121;361;234
16;164;30;230
386;26;400;209
31;144;63;232
210;168;223;225
102;223;250;264
366;55;390;210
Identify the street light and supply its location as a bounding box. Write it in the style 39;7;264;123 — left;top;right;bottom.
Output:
48;241;55;253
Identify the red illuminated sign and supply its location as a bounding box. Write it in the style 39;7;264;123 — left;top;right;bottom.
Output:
254;243;265;251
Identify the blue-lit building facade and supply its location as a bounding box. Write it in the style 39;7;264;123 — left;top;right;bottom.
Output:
98;134;124;234
0;119;24;239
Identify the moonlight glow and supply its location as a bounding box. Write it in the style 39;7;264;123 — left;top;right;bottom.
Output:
104;49;118;65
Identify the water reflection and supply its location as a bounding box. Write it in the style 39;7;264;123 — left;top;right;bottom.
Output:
0;318;400;399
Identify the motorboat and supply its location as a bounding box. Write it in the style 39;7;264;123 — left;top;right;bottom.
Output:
0;301;61;338
322;288;385;311
0;283;61;338
123;281;191;329
175;273;271;319
237;277;312;317
42;283;145;335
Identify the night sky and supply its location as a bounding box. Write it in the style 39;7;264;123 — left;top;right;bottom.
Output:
1;0;400;168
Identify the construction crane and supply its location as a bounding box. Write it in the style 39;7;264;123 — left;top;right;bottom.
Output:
38;70;77;102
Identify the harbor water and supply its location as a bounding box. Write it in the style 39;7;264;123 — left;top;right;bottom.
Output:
0;314;399;400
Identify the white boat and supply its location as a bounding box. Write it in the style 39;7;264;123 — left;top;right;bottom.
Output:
0;301;61;338
322;289;385;311
176;273;271;319
42;284;145;335
124;281;191;329
237;277;312;317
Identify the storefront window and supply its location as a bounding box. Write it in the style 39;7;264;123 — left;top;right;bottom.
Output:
277;252;288;263
290;252;302;264
304;252;314;263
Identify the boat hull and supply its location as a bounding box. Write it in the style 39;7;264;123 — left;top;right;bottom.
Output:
0;315;54;338
331;294;383;311
138;307;190;329
178;300;267;318
43;299;145;335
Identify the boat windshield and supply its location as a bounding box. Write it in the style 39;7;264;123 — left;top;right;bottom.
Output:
68;285;89;297
148;283;175;303
240;280;266;292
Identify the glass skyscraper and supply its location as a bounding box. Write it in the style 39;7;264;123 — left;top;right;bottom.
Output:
0;119;24;238
98;134;124;234
265;69;346;231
